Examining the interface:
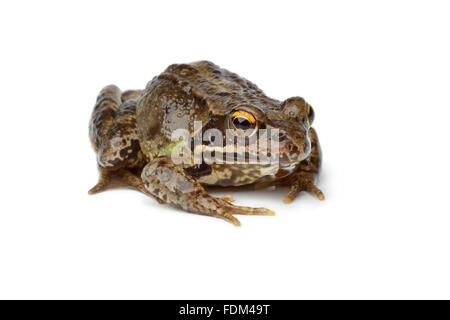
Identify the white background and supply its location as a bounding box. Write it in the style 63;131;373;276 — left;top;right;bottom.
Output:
0;0;449;299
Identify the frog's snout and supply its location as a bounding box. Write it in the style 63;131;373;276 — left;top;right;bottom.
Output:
277;129;311;167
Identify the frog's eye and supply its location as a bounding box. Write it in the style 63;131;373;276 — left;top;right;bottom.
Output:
305;103;315;127
231;110;258;134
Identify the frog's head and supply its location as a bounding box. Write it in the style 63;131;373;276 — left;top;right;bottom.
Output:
223;96;314;169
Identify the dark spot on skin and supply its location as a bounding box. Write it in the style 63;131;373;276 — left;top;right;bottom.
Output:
197;98;207;109
157;158;169;166
107;158;122;166
184;163;212;179
119;139;140;159
230;169;239;182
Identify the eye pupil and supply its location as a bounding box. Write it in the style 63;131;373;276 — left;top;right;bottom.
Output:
230;110;257;134
233;117;251;130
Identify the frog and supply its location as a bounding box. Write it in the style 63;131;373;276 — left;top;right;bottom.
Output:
88;61;324;226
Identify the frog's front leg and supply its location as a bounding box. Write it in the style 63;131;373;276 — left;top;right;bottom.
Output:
256;127;325;203
141;157;275;226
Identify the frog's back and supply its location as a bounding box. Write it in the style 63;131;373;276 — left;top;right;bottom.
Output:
160;61;280;114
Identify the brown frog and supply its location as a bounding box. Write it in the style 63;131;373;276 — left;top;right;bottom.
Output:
89;61;324;226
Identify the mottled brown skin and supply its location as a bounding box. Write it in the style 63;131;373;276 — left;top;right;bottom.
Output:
89;61;324;226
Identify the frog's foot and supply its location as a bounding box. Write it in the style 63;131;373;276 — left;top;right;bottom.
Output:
194;195;275;226
284;180;324;203
283;171;325;203
254;171;324;203
141;157;275;226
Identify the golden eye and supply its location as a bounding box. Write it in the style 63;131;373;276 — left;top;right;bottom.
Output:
306;103;315;126
231;110;257;133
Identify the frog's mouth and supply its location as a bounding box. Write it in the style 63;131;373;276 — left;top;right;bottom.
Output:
220;136;310;168
194;127;310;168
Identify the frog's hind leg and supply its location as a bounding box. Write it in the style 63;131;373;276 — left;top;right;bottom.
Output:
88;84;121;194
141;157;275;226
88;85;147;194
89;85;121;152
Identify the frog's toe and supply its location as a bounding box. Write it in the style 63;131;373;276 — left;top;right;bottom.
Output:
221;195;235;203
193;198;273;226
308;183;325;200
88;170;111;195
215;197;275;218
284;181;325;203
88;183;106;195
224;203;275;216
219;212;241;226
